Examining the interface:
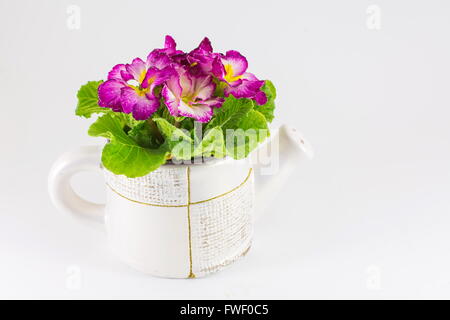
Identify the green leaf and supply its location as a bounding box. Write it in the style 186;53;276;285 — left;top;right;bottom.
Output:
206;96;253;130
88;114;168;178
180;117;195;131
191;121;204;145
225;110;270;159
88;113;118;139
169;140;195;161
153;117;193;147
158;105;177;125
127;121;160;149
239;110;269;142
256;80;276;122
114;112;141;128
193;127;226;158
262;80;276;101
75;81;108;118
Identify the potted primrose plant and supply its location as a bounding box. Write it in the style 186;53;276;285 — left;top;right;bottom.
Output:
48;36;312;278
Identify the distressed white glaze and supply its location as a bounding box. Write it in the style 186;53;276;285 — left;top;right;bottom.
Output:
48;124;312;278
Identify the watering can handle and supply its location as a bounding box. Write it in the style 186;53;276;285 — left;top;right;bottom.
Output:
48;145;105;226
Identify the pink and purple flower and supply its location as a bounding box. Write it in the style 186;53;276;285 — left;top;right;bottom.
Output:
162;70;224;122
214;50;267;105
98;58;173;120
186;37;221;76
98;37;179;120
98;35;268;121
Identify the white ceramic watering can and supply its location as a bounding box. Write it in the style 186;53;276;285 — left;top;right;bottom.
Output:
48;124;313;278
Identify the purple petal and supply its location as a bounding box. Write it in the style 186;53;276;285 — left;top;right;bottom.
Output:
107;64;129;81
165;35;177;49
197;37;213;52
161;35;184;56
211;56;225;79
120;86;159;119
98;79;125;111
162;71;183;117
187;51;213;75
201;97;225;108
142;66;176;91
171;52;189;66
132;94;160;120
240;72;267;104
223;50;248;77
224;79;264;99
187;38;220;76
178;101;213;123
165;72;183;98
158;66;178;84
191;75;215;100
125;58;147;83
240;72;259;81
187;63;206;77
162;85;181;117
146;49;171;69
120;70;134;82
254;91;268;105
227;78;243;88
179;71;193;94
120;86;137;114
141;68;159;90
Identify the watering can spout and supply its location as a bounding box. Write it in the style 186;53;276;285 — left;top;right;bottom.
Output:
251;124;314;220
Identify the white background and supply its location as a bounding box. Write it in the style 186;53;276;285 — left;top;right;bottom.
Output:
1;0;449;299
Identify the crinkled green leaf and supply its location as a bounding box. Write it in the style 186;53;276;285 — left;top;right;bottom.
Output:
262;80;276;101
191;121;204;145
120;113;141;128
180;117;195;131
153;117;192;147
225;110;270;159
128;121;161;149
88;114;167;178
206;96;253;130
193;127;226;158
238;110;269;142
87;113;118;139
157;105;177;125
153;116;195;160
75;81;108;118
256;80;276;122
168;139;196;161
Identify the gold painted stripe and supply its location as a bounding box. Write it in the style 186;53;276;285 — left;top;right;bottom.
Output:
190;168;253;205
186;167;195;279
106;168;253;208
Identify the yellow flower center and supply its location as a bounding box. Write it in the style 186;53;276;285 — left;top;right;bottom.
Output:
224;64;242;83
182;94;197;107
146;75;156;87
138;70;146;84
130;84;150;97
